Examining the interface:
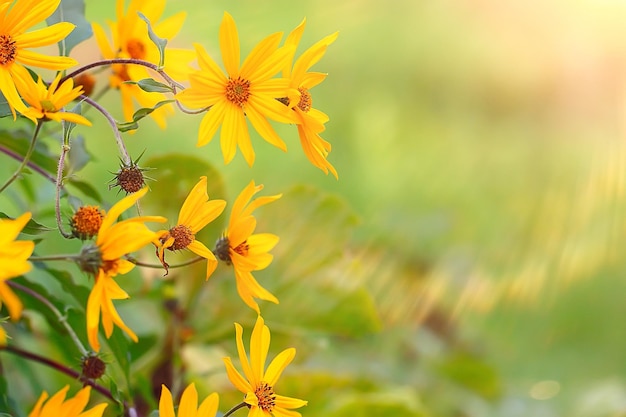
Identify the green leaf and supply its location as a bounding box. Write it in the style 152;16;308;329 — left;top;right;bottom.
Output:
116;100;174;132
0;92;12;118
0;213;54;235
436;352;502;399
137;11;167;68
66;178;104;203
124;78;173;94
0;129;59;175
106;327;131;389
46;0;93;56
68;135;91;174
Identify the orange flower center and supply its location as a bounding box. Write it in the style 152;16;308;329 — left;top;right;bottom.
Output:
0;34;16;66
71;206;105;240
225;77;251;107
167;225;194;250
234;241;249;257
126;38;146;59
255;382;276;412
297;87;312;112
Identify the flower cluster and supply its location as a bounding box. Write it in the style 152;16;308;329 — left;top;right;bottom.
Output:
0;0;336;415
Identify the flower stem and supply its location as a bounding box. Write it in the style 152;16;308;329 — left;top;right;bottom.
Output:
29;254;80;262
55;143;75;239
0;144;59;186
0;121;42;193
126;255;204;270
7;280;88;357
81;94;130;165
0;345;116;402
223;402;249;417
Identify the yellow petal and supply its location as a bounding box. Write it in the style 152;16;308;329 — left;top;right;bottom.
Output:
0;281;22;319
264;348;295;386
219;12;240;77
240;32;283;81
235;322;255;383
220;105;243;164
197;100;227;147
244;103;287;152
187;240;218;280
158;385;176;417
178;383;198;417
14;22;75;48
16;50;77;70
197;392;219;417
98;187;148;236
223;356;253;394
250;316;270;385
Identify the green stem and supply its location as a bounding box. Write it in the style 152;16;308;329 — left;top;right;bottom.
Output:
81;94;130;165
55;143;75;239
7;280;88;357
0;121;43;193
29;254;80;262
126;255;204;270
223;402;249;417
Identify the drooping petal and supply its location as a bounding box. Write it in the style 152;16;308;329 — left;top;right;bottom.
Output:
220;105;242;164
197;100;227;147
98;187;148;234
223;356;253;393
187;240;218;280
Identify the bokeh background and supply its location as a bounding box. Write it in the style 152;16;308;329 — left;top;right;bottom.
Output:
4;0;626;416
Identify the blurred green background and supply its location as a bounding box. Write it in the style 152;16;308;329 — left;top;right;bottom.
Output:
3;0;626;416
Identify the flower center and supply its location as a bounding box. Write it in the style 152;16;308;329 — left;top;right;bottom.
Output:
0;34;16;66
71;206;105;240
225;77;251;107
297;87;312;112
214;236;232;264
255;382;276;412
234;241;249;257
167;225;194;251
111;166;145;194
77;244;104;275
126;38;146;59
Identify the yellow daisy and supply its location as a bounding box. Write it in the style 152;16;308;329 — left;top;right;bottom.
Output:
28;385;107;417
176;12;300;166
92;0;194;128
0;0;77;116
159;383;219;417
17;73;91;125
284;20;339;178
0;212;34;321
214;181;281;313
156;176;226;279
223;316;307;417
80;187;167;351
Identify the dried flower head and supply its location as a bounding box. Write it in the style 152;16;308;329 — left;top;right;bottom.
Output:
80;352;106;380
74;73;96;97
109;151;153;195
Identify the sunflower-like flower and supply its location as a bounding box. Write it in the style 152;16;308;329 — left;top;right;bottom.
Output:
284;20;339;179
17;73;91;125
223;316;307;417
155;176;226;279
0;212;34;321
0;0;77;116
214;181;281;313
159;383;219;417
176;12;300;166
92;0;194;128
28;385;107;417
80;187;166;351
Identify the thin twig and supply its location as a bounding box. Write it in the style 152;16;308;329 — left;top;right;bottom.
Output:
0;121;42;193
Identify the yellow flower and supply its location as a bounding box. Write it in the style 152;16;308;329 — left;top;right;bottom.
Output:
223;316;307;417
28;385;107;417
159;383;219;417
214;181;281;313
83;187;167;351
176;12;300;166
17;73;91;125
156;176;226;279
284;20;339;179
0;0;77;116
0;212;34;320
92;0;194;128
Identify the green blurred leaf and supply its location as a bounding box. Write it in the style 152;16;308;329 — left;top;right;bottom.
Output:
66;178;104;203
0;129;59;175
0;92;12;118
137;11;167;68
124;78;174;94
0;213;54;235
436;352;502;399
117;100;174;132
47;0;92;56
67;135;91;174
